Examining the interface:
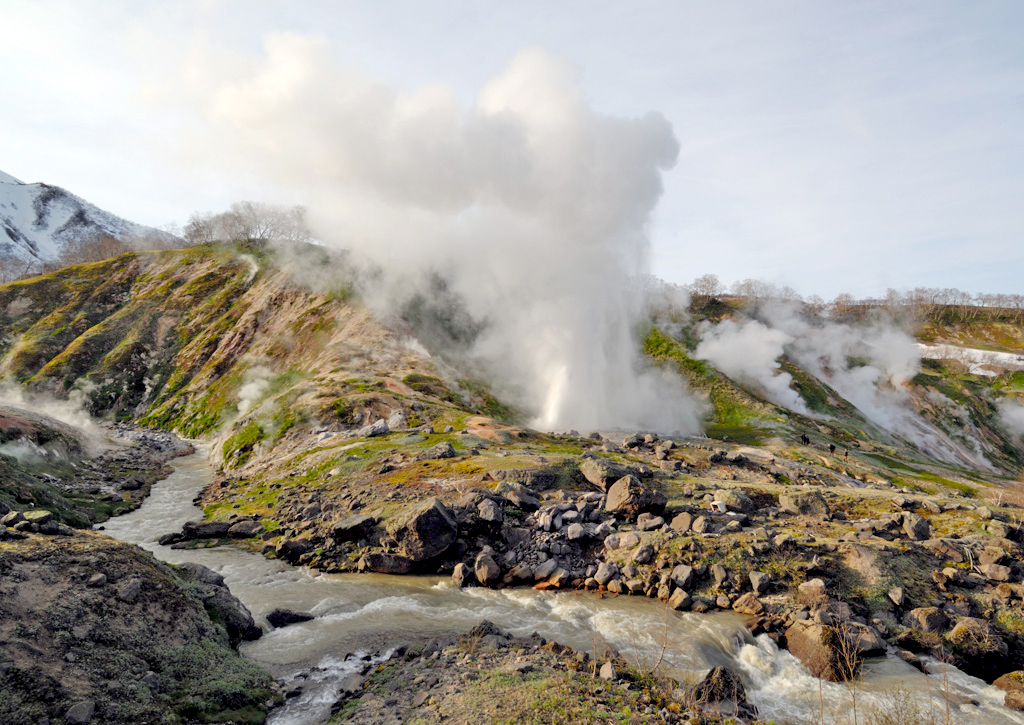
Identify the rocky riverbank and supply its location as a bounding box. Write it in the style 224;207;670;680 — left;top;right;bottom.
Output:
180;425;1024;715
0;527;276;724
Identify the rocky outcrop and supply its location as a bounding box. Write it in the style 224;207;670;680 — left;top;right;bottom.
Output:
579;458;636;491
944;617;1008;682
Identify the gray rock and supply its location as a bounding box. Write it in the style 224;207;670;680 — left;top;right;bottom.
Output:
452;562;471;587
65;701;96;724
387;498;458;561
227;519;264;538
670;512;693;532
85;572;107;588
357;419;390;437
604;475;667;518
332;514;377;541
182;520;231;539
579;458;635;491
360;552;414;574
477;499;504;523
419;441;455;460
779;491;830;516
632;544;655;565
116;578;143;603
903;513;932;541
668;588;692;611
179;562;225;587
600;661;617;680
671;564;694;589
749;571;770;595
266;609;315;628
595;562;617;586
534;558;559;580
475;553;501;586
566;523;586;540
637;513;665;531
904;606;948;635
981;563;1013;582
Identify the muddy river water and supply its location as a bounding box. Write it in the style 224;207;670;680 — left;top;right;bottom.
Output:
102;452;1023;724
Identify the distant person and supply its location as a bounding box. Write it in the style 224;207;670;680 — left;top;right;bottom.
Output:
829;443;836;454
800;433;809;445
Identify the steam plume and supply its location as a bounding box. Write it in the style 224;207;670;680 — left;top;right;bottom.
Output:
180;37;700;432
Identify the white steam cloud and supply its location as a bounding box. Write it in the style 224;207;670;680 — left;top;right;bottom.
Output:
178;37;700;432
1000;401;1024;436
694;302;993;468
236;365;274;416
694;319;808;414
0;383;106;454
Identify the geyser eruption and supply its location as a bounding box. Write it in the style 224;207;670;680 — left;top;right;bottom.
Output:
185;37;701;432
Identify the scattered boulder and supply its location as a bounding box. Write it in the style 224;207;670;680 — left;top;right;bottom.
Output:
226;519;264;538
360;552;415;574
357;419;389;438
64;701;96;725
475;552;501;586
452;562;471;587
785;621;859;682
604;475;666;518
689;666;756;720
732;592;764;615
902;513;931;541
419;441;455;460
944;617;1008;681
903;607;948;635
477;499;504;524
275;537;313;562
779;491;830;516
182;520;231;540
579;458;635;491
668;588;692;611
266;609;315;629
670;512;692;532
332;514;377;541
387;498;458;561
798;578;827;604
981;563;1013;582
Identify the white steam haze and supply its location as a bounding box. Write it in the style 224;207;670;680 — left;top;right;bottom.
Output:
1000;401;1024;437
236;365;274;416
694;319;808;414
0;382;107;455
176;36;701;432
695;302;994;468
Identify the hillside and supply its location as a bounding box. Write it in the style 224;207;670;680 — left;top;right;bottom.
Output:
5;244;1024;720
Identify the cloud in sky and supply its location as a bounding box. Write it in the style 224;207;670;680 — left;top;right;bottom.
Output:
1;0;1023;298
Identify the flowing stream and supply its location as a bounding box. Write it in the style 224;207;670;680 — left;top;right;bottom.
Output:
102;452;1024;725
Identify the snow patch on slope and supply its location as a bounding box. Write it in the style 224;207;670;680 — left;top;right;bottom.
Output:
0;169;174;263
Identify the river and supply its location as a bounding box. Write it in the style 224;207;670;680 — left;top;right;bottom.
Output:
101;452;1024;725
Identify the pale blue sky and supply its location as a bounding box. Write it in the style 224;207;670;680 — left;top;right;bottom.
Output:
2;1;1022;298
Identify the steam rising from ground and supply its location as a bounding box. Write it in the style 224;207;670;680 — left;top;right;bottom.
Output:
694;319;808;414
181;37;700;432
1000;401;1024;436
694;305;994;467
0;383;106;455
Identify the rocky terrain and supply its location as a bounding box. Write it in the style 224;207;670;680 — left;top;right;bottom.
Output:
3;242;1024;721
0;526;275;724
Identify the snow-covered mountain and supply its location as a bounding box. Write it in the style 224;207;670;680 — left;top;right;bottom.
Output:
0;169;176;264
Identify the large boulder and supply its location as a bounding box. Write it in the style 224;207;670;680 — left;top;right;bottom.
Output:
579;458;635;491
182;520;231;540
266;608;315;629
387;498;458;561
903;513;932;541
688;666;757;720
944;617;1008;682
785;621;860;682
903;607;948;635
604;476;666;519
713;489;755;515
360;552;415;574
332;514;377;542
779;491;830;516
